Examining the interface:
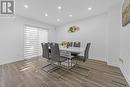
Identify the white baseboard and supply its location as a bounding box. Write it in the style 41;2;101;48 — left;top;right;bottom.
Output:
90;57;107;62
119;63;130;86
0;57;24;65
107;59;130;86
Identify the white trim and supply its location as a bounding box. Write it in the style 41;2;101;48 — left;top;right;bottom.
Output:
119;62;130;86
107;58;130;86
90;57;107;63
0;57;24;65
107;62;118;67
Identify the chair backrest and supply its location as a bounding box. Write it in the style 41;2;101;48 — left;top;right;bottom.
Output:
74;42;81;47
83;43;91;62
50;43;60;61
67;42;73;47
48;42;54;47
41;43;49;59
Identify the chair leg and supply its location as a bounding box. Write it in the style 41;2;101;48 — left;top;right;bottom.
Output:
42;60;60;72
71;59;72;68
75;59;78;65
42;64;51;68
42;63;53;72
71;59;78;68
67;59;70;69
48;62;61;73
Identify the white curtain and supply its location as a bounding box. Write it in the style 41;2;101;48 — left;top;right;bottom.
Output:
24;26;48;59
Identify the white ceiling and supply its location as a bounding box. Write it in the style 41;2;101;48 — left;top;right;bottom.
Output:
15;0;121;26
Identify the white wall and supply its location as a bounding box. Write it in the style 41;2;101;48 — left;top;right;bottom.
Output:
107;1;130;85
120;4;130;86
0;16;55;65
120;23;130;85
107;5;120;66
56;13;108;62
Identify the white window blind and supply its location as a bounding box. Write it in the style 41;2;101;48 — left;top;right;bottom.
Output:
24;26;48;59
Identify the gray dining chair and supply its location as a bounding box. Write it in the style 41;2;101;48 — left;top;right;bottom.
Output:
73;42;81;47
72;42;91;63
41;43;52;71
71;43;91;76
67;42;73;47
41;43;49;58
50;43;69;68
71;42;81;56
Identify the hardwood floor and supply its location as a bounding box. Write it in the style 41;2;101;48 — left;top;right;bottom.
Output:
0;57;129;87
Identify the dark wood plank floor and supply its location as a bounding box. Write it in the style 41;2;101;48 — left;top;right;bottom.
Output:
0;57;129;87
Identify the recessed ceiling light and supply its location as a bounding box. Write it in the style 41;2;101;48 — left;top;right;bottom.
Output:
45;13;48;17
69;14;73;17
24;5;29;8
88;7;92;11
58;6;62;10
57;19;60;22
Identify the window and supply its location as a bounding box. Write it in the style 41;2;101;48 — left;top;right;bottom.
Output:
24;26;48;59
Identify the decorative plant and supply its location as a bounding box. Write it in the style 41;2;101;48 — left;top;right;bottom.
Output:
68;26;80;33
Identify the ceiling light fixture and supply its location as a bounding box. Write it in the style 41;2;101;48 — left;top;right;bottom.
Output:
45;13;48;17
69;14;73;17
24;5;29;8
58;6;62;10
57;18;60;22
88;7;92;11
